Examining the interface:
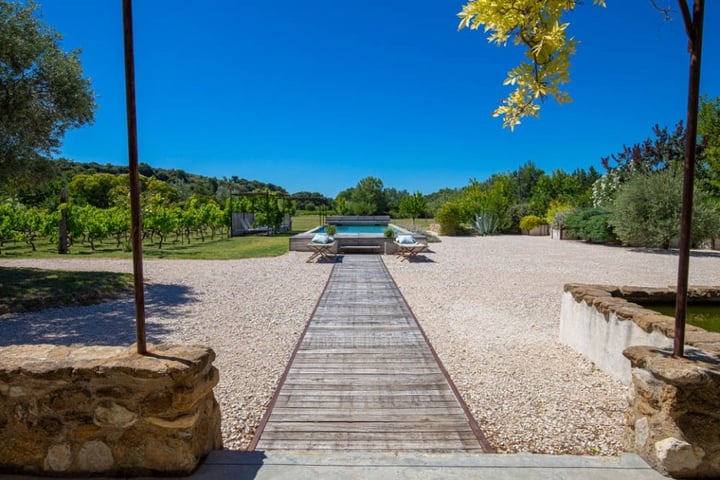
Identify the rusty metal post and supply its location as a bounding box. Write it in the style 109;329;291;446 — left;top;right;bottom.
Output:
674;0;705;358
122;0;147;355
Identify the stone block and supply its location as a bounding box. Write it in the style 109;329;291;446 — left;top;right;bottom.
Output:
0;343;223;476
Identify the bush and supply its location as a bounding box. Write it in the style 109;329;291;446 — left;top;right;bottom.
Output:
507;203;531;233
564;208;616;243
519;215;544;232
435;201;465;235
544;200;573;229
610;169;720;248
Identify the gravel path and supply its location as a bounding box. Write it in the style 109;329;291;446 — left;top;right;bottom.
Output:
384;236;720;455
2;237;718;454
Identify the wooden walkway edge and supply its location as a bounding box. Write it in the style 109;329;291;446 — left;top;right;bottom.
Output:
250;255;493;452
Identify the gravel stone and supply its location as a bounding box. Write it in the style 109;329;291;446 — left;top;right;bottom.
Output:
2;236;718;454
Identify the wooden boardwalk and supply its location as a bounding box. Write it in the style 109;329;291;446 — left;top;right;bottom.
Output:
251;255;492;452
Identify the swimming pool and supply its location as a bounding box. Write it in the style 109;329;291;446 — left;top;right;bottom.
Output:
316;224;397;234
289;215;426;254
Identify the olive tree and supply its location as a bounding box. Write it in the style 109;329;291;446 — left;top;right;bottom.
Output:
0;0;96;190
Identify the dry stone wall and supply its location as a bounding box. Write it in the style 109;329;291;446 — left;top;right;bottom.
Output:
560;284;720;478
625;346;720;478
0;343;222;476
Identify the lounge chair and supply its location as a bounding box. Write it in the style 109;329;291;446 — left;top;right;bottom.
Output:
307;234;336;262
394;234;428;261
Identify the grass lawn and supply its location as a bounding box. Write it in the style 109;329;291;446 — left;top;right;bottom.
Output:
391;218;435;230
0;267;133;314
0;215;435;312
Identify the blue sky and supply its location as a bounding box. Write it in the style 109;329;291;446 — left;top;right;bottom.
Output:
37;1;720;197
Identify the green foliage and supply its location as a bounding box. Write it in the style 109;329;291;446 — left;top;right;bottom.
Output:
473;212;500;236
383;227;395;239
506;203;531;233
519;215;544;232
325;224;337;236
334;194;349;215
699;95;720;194
462;176;513;232
348;177;386;215
610;169;720;249
435;201;464;235
0;0;96;190
544;200;573;228
511;161;544;202
564;208;616;243
399;191;428;227
67;173;123;208
458;0;605;129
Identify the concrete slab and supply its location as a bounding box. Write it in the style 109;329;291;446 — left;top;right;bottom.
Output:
0;451;666;480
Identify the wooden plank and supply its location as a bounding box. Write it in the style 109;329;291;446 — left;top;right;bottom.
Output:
253;254;487;453
265;413;470;423
277;392;458;401
276;400;461;409
262;421;474;433
256;439;484;451
258;431;478;442
269;406;463;416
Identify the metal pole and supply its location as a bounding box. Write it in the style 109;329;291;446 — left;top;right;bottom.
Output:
122;0;147;355
674;0;704;358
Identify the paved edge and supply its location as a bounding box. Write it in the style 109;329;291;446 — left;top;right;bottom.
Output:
0;452;666;480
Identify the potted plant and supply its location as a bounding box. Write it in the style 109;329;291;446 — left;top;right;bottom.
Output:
383;227;395;254
325;224;337;236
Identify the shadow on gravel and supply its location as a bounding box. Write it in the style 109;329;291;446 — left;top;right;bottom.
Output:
0;283;196;347
629;247;720;259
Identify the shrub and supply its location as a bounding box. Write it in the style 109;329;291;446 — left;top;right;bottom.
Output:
610;169;720;248
519;215;544;232
325;224;337;236
544;200;573;229
435;201;465;235
507;203;531;233
564;208;616;243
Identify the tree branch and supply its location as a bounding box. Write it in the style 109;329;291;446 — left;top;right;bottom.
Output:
676;0;694;41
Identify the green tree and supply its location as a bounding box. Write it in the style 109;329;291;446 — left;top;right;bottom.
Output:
145;205;178;249
610;169;720;249
699;95;720;192
0;0;96;190
511;161;545;202
435;201;465;235
349;177;386;215
399;191;428;227
462;176;514;233
67;173;123;208
0;202;21;253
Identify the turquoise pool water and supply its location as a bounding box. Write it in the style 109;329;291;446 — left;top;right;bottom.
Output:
317;224;396;234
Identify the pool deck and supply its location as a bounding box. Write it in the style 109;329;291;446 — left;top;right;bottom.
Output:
251;254;489;452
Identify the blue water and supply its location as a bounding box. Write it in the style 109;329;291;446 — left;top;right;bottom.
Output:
317;224;395;234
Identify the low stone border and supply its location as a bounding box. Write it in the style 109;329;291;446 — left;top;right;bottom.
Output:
560;283;720;383
0;343;222;476
560;284;720;478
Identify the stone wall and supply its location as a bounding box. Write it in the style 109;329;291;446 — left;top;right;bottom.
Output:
560;284;720;477
0;343;222;476
559;283;720;384
625;346;720;478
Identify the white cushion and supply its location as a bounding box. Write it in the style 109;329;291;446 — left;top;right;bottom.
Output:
312;233;333;244
396;234;416;244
